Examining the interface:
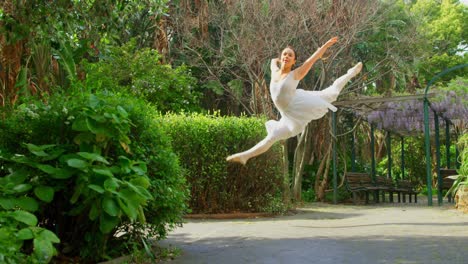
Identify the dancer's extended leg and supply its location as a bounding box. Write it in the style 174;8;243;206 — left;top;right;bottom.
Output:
226;135;278;165
320;62;362;102
227;121;293;165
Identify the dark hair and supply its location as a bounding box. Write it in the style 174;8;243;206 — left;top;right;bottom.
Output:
279;45;297;60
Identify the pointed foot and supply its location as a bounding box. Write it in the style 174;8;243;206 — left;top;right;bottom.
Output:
348;62;363;76
226;154;248;165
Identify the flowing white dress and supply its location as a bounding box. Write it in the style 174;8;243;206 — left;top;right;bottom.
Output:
227;61;362;164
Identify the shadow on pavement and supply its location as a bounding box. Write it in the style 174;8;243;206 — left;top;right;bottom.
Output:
160;235;466;264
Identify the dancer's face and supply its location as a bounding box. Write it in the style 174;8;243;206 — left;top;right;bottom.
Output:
280;47;296;68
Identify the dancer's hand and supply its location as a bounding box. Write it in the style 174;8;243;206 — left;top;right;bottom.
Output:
273;58;280;65
323;37;338;48
271;58;281;71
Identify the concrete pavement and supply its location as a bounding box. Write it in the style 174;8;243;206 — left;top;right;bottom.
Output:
159;201;468;264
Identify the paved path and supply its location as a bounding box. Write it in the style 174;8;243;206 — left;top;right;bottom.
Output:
160;201;468;264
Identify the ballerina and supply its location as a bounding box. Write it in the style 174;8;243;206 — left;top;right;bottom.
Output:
226;37;362;165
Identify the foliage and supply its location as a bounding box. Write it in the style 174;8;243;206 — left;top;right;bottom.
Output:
0;209;60;263
158;112;285;213
353;0;425;95
376;137;427;185
84;41;201;113
410;0;468;83
0;92;187;262
0;0;170;107
324;187;352;204
410;0;467;54
301;189;317;203
447;133;468;196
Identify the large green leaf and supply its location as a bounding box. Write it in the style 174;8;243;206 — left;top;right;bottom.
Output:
24;143;56;157
116;105;128;118
15;197;39;212
10;154;36;166
130;177;150;189
93;168;114;177
72;116;89;132
125;182;152;200
13;183;33;193
33;238;55;262
102;196;119;217
73;132;95;145
88;202;100;221
88;94;101;109
5;169;29;185
86;117;113;137
137;205;146;224
88;184;105;194
70;183;84;204
34;186;55;203
99;213;120;234
36;229;60;243
67;158;88;169
17;228;34;240
104;178;119;192
0;198;15;209
11;211;38;226
36;164;73;179
77;152;110;164
131;162;147;175
117;197;137;220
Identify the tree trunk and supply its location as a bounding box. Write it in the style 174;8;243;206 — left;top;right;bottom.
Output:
281;141;291;205
292;130;307;202
0;0;27;107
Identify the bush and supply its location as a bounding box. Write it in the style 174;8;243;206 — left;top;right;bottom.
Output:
83;40;201;113
0;91;188;262
159;112;285;214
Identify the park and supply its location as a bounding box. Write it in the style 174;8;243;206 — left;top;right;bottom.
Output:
0;1;467;263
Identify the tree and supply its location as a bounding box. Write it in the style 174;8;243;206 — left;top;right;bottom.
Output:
0;0;170;108
410;0;468;83
169;0;386;202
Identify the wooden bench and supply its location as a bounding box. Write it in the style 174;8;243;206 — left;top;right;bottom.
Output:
394;180;419;203
375;176;396;202
345;173;392;204
440;169;457;203
344;172;373;204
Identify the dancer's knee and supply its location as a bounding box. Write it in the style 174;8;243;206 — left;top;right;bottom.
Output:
264;135;278;145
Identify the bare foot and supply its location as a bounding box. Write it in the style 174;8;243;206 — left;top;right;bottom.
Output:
348;62;363;76
226;154;248;165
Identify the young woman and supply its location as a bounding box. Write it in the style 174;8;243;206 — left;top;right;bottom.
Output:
227;37;362;165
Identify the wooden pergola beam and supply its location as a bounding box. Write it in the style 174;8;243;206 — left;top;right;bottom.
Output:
334;93;437;106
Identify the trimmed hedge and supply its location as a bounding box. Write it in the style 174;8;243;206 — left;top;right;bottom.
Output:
159;113;285;214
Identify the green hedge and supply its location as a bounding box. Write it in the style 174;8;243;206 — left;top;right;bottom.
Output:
0;92;188;262
159;113;285;214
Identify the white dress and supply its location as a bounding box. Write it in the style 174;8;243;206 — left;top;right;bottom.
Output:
267;70;340;141
227;62;362;164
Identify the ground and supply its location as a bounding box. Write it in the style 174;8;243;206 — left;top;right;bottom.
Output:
159;198;468;264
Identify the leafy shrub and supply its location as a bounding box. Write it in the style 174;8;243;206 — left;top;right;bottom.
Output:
83;40;201;113
0;91;187;262
158;112;285;214
447;133;468;196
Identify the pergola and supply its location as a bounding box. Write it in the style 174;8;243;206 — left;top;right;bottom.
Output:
330;64;468;206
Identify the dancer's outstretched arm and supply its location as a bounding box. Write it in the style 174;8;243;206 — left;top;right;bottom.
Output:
294;37;338;81
271;58;280;72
